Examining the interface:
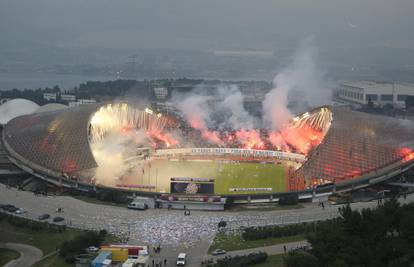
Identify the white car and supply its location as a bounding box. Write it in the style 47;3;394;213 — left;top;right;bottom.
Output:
127;202;148;210
86;246;99;253
176;253;186;266
212;249;226;255
15;208;27;214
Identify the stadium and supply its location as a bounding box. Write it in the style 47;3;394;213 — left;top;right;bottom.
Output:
1;100;414;205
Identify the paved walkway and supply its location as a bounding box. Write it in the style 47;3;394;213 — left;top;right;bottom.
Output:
3;243;43;267
220;240;309;258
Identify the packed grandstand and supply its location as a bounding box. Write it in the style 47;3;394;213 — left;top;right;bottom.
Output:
1;101;414;198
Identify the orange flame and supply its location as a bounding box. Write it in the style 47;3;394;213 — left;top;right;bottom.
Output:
400;147;414;163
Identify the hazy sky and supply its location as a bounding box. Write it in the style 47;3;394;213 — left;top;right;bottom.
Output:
1;0;414;51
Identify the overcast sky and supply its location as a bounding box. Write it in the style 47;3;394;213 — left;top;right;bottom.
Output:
1;0;414;51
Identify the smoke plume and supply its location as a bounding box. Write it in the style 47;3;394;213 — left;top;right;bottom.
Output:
92;130;150;186
263;37;329;130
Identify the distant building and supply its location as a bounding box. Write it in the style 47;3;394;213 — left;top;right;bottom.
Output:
68;99;96;107
213;50;273;57
153;87;168;100
43;93;57;101
338;81;414;108
60;94;76;102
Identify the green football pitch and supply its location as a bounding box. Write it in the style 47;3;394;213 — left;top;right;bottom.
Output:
149;160;286;195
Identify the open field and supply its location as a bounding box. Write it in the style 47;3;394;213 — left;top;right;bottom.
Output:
0;221;83;255
139;159;286;195
0;248;21;266
0;220;120;267
0;220;119;254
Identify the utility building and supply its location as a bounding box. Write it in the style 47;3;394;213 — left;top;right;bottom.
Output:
338;81;414;108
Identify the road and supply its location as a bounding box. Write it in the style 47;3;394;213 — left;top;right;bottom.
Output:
1;184;413;266
2;243;43;267
208;240;309;265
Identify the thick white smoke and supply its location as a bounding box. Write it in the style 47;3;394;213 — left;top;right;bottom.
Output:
92;130;150;186
216;85;256;129
173;84;256;131
176;94;212;130
263;37;330;130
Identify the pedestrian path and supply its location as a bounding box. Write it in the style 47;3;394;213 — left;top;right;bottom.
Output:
213;240;309;260
3;243;43;267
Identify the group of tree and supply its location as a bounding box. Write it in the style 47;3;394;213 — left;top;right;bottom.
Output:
1;78;269;107
0;79;176;105
285;198;414;267
212;252;267;267
405;96;414;110
59;229;107;263
0;86;61;105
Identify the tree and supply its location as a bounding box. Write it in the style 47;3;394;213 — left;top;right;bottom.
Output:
284;251;319;267
388;257;411;267
405;96;414;109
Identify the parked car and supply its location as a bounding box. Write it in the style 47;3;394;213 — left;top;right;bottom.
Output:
212;249;227;256
53;216;65;223
15;208;27;214
127;201;148;210
86;246;99;253
3;205;18;212
38;214;50;220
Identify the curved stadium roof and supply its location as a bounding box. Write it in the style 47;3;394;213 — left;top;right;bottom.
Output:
2;104;414;193
3;104;102;173
293;107;414;190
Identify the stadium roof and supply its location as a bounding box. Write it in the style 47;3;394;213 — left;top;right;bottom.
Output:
2;104;414;193
3;104;102;173
294;107;414;189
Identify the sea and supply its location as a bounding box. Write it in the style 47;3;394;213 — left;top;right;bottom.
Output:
0;72;117;91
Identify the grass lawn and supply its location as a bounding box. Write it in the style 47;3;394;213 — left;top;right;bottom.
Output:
208;232;305;253
0;221;83;255
0;220;120;267
33;254;73;267
214;162;285;195
0;220;120;255
255;254;286;267
150;160;286;195
0;248;21;266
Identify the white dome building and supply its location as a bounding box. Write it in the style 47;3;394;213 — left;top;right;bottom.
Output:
0;99;39;125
